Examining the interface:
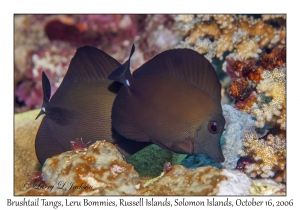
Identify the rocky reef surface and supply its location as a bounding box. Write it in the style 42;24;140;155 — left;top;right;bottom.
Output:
14;14;287;196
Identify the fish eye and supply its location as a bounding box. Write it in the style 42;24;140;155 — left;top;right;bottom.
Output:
207;121;220;134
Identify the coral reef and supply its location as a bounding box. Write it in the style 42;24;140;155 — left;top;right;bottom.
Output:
237;131;286;180
222;47;286;182
226;47;286;126
14;14;287;195
251;64;286;129
175;14;286;63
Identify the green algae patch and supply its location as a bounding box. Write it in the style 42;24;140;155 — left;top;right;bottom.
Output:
126;144;187;177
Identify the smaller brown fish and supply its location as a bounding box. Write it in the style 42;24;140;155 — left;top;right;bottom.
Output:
108;45;225;162
35;46;150;164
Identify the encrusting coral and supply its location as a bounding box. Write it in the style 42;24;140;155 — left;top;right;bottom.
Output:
220;104;256;169
20;141;141;195
140;165;252;196
17;141;254;196
174;14;286;63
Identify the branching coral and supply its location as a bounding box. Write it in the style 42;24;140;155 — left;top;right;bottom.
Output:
225;47;286;130
251;64;286;129
174;14;286;63
224;46;286;182
238;131;286;180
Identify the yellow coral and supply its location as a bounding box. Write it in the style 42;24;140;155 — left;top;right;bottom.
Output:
175;14;286;62
251;65;286;129
238;131;286;179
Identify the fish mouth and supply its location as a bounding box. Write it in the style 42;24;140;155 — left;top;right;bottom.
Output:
194;141;225;163
203;146;225;163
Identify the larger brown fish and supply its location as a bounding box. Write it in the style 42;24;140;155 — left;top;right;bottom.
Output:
108;45;225;162
35;46;150;164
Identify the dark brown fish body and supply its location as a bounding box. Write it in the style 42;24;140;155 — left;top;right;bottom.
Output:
40;81;115;143
35;46;150;164
109;45;225;162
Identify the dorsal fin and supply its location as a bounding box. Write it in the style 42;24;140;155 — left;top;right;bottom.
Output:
35;72;51;120
60;46;121;87
42;71;51;102
108;45;135;85
133;49;221;102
